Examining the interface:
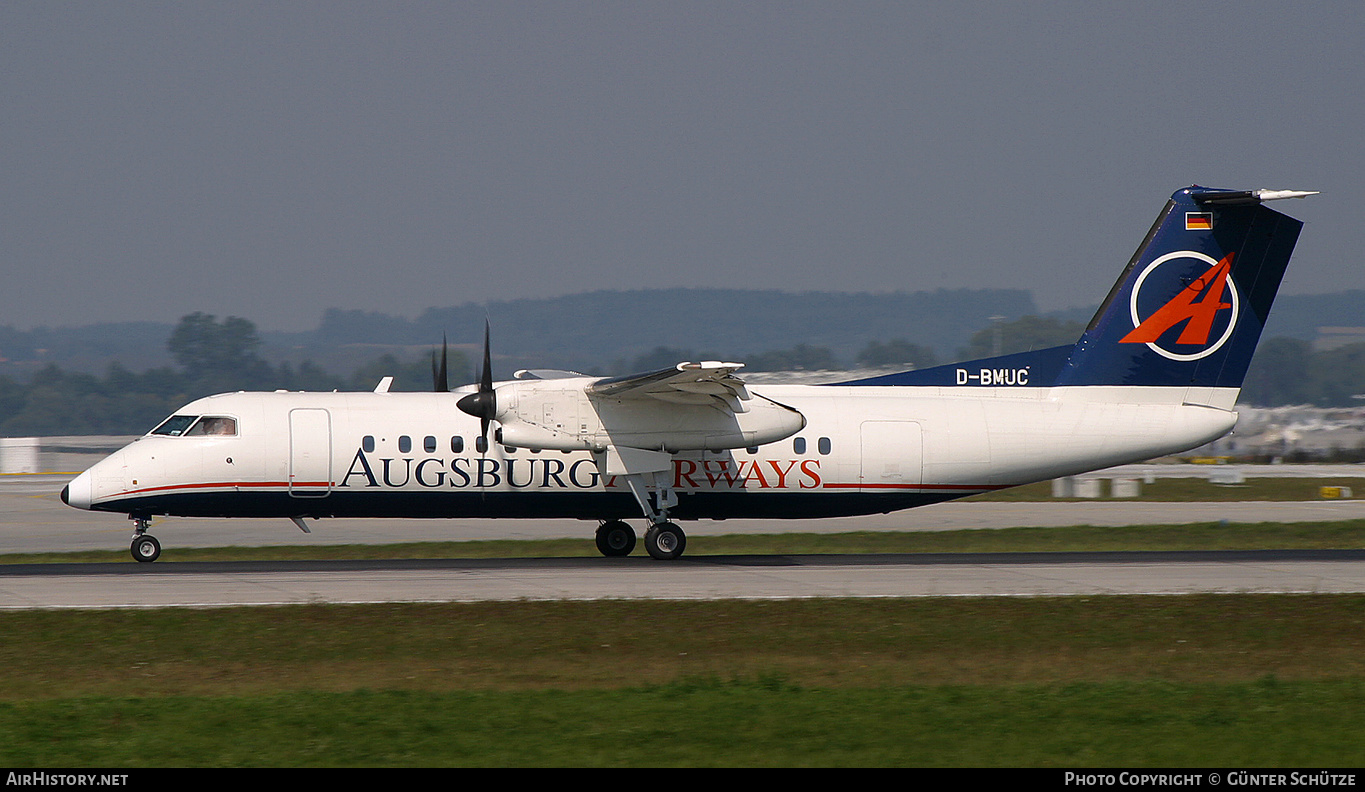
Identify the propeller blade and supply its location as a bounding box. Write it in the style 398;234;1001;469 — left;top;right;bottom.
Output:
431;334;449;393
479;320;493;393
457;321;497;444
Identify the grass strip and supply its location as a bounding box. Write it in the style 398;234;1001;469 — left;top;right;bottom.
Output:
3;596;1363;698
3;679;1364;766
3;595;1363;766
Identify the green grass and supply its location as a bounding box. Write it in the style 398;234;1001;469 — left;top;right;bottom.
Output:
5;680;1363;766
2;597;1365;765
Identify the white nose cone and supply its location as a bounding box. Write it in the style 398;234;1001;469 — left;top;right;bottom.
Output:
62;469;94;510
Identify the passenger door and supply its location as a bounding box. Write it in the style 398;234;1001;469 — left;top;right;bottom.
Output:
859;421;923;491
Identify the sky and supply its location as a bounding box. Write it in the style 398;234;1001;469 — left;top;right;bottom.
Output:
4;2;1363;333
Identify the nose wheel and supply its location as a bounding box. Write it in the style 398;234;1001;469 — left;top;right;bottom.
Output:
130;516;161;563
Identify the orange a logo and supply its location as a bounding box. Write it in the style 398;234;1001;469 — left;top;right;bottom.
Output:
1121;251;1239;361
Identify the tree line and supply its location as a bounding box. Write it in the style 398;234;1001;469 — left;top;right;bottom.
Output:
0;313;471;436
1;312;1363;437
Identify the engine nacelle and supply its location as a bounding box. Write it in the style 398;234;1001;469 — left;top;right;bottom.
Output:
495;420;591;452
490;378;805;453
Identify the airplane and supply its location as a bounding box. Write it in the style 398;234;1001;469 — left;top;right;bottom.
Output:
62;185;1317;562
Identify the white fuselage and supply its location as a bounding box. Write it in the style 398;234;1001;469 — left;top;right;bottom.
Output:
64;382;1236;521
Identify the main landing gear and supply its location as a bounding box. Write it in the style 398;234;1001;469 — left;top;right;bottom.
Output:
644;521;686;561
590;462;691;560
594;519;689;561
129;515;161;563
589;447;691;561
595;520;636;557
594;519;687;561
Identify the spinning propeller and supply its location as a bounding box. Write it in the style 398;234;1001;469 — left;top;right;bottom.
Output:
431;335;449;393
456;321;498;449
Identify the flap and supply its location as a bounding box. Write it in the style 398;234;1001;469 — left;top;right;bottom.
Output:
599;445;673;477
588;361;751;412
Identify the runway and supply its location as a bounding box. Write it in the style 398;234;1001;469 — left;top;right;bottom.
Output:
6;474;1365;609
3;550;1365;609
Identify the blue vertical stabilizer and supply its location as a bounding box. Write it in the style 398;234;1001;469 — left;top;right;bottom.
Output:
839;186;1311;390
1056;186;1306;388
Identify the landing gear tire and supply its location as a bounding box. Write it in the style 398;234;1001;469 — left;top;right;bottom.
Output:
131;534;161;563
644;522;686;561
595;520;637;557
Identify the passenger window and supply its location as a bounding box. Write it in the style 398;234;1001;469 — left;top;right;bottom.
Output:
363;436;375;453
185;416;238;436
151;415;198;437
794;437;806;454
451;436;464;453
818;437;832;455
398;436;411;454
475;436;488;454
424;436;437;453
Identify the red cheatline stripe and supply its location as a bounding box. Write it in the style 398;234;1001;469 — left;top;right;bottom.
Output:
110;481;329;498
101;480;1008;499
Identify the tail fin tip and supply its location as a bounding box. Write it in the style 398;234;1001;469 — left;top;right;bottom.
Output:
1057;185;1314;389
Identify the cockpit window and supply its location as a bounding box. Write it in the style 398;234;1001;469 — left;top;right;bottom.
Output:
150;415;198;437
150;415;238;437
186;416;238;436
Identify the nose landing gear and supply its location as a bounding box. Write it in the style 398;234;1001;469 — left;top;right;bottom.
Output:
129;516;161;563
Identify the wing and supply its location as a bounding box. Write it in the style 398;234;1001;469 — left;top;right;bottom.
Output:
588;361;752;412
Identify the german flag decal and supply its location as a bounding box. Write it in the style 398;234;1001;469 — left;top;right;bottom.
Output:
1186;212;1213;231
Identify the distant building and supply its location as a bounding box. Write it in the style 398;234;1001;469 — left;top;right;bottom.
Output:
1313;327;1365;351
